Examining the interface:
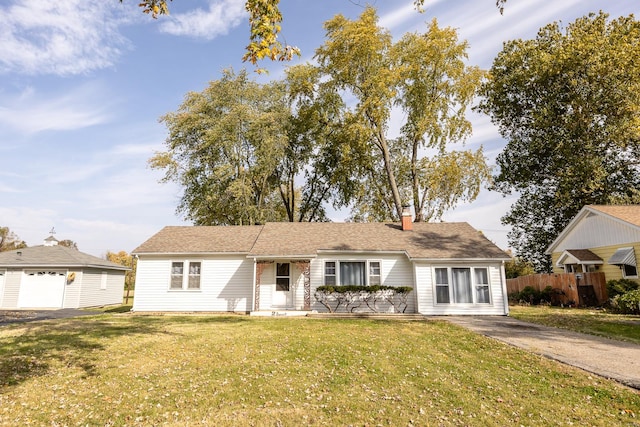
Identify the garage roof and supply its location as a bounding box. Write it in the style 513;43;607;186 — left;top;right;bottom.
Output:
0;245;129;270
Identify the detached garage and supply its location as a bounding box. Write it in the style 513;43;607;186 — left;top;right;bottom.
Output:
0;238;128;309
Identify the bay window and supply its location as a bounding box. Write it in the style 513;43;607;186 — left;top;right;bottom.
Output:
434;267;491;304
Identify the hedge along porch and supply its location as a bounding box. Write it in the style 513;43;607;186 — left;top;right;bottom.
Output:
132;220;511;315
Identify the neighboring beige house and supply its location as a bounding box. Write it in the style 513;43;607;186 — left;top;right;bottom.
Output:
132;215;511;316
0;237;128;309
546;205;640;282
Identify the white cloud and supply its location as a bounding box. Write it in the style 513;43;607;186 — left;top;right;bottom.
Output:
379;0;445;31
0;83;114;134
159;0;247;40
0;0;133;75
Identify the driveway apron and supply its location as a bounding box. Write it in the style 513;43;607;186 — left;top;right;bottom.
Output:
0;309;96;325
444;315;640;390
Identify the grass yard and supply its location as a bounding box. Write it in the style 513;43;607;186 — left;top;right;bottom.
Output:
509;305;640;345
0;314;639;426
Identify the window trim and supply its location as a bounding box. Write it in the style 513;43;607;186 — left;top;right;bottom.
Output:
323;260;383;286
169;260;202;291
622;264;638;279
100;271;108;290
433;266;492;305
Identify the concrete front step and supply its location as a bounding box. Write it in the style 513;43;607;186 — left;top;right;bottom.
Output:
306;312;427;320
250;310;313;317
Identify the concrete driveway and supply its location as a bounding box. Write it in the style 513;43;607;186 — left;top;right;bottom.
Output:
0;309;97;325
444;315;640;390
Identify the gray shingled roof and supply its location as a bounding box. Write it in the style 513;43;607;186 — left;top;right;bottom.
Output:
133;225;263;254
134;222;509;260
0;245;129;270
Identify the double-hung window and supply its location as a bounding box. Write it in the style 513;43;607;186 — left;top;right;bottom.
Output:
434;268;450;303
324;261;381;286
474;268;490;303
171;261;201;290
324;262;336;286
434;267;490;304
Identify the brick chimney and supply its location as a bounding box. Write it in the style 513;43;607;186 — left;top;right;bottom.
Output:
401;205;413;231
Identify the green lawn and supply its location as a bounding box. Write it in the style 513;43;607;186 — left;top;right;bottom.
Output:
0;314;638;426
509;305;640;345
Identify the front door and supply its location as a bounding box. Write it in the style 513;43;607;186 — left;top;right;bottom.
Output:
273;262;293;308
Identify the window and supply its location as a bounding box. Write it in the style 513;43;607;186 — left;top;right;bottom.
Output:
435;268;450;303
188;262;201;289
276;263;290;291
623;264;638;278
340;262;365;286
608;247;638;278
324;261;382;286
474;268;490;304
170;262;184;289
435;267;491;304
324;262;336;286
369;262;381;286
100;272;108;290
170;261;201;290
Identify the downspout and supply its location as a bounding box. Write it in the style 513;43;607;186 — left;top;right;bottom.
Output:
500;260;509;315
251;258;257;313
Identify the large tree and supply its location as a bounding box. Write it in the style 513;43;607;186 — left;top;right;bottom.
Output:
0;227;27;252
151;68;345;224
479;12;640;271
151;69;290;225
314;7;489;222
125;0;508;68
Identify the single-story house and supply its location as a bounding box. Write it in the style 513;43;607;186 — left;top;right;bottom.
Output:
132;214;511;316
546;205;640;282
0;237;128;309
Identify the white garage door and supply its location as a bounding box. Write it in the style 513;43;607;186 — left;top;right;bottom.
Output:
18;270;66;308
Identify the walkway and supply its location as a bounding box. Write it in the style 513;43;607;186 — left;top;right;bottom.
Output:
444;315;640;390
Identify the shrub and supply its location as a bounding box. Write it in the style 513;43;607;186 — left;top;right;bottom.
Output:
610;289;640;315
509;285;558;306
606;279;639;299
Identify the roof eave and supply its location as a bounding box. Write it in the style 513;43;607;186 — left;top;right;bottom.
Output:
134;251;251;257
248;254;317;260
0;263;128;270
409;257;511;262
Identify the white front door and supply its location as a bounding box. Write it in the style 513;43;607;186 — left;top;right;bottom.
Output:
18;270;66;308
273;262;293;308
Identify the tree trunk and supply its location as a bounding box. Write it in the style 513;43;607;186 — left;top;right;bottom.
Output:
378;133;403;220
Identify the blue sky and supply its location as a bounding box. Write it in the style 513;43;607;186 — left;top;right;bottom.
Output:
1;0;637;256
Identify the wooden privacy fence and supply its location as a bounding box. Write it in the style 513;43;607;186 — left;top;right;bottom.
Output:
506;272;608;306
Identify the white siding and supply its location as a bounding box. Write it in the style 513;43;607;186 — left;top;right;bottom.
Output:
76;269;125;308
414;262;508;315
63;270;82;308
134;255;253;312
557;212;640;251
257;263;274;310
0;270;5;308
309;253;417;313
0;269;22;309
